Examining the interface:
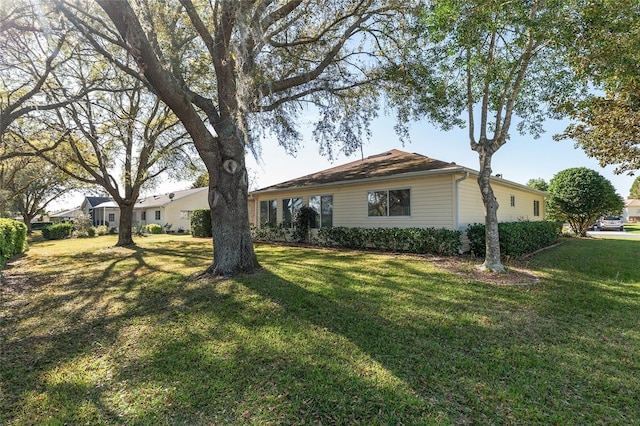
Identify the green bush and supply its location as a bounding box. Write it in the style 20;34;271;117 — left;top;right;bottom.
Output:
42;222;73;240
467;221;563;258
190;209;212;237
87;227;97;237
0;218;27;270
95;225;109;236
145;223;163;234
317;226;462;256
251;223;289;242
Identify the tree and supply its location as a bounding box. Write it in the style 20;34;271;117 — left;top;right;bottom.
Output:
191;172;208;189
630;176;640;199
387;0;577;271
30;75;196;246
526;178;548;192
3;158;78;234
547;167;623;237
56;0;402;276
554;1;640;175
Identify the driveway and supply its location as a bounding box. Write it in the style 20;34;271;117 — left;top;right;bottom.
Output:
587;230;640;239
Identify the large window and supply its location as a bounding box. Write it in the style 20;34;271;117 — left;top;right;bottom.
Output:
141;211;146;221
533;200;540;217
260;200;277;226
309;195;333;228
108;213;115;222
368;189;410;217
282;197;302;228
180;210;193;220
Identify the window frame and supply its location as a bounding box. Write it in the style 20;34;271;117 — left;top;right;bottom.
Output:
282;197;302;228
510;195;516;207
259;199;278;226
533;200;540;217
367;188;411;217
155;210;161;220
108;213;115;222
309;195;333;229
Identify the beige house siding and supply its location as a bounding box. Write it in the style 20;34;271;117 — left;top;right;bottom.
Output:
163;192;209;231
457;178;545;230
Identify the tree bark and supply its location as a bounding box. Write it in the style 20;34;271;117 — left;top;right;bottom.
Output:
477;149;505;272
116;201;135;246
203;134;258;277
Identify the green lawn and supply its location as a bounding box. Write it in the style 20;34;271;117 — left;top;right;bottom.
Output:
624;223;640;233
1;235;639;425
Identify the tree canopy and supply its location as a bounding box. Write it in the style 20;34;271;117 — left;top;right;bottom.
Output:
547;167;623;236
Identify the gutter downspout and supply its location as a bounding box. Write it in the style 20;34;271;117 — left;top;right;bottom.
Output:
455;171;469;231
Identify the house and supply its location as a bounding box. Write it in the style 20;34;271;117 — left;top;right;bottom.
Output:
49;207;83;223
133;187;209;231
249;149;546;245
80;196;112;226
78;187;209;231
623;199;640;222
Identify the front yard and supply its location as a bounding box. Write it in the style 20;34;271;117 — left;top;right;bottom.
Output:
1;234;639;425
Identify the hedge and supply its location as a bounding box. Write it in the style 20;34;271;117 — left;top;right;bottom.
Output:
191;209;212;237
0;218;27;269
467;221;563;258
145;223;163;234
42;222;73;240
317;226;462;256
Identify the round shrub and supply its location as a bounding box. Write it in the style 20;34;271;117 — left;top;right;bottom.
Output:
145;223;163;234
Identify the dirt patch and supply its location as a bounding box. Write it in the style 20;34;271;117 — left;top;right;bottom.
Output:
431;255;540;286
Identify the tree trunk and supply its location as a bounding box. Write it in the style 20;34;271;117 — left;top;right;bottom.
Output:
22;213;34;235
116;202;135;246
477;150;505;272
203;135;258;277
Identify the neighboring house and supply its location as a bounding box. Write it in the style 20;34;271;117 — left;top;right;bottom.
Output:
623;199;640;222
80;196;113;226
249;149;546;247
92;200;121;228
49;208;83;223
134;187;209;231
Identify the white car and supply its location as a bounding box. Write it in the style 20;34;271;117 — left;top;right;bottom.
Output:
598;216;624;231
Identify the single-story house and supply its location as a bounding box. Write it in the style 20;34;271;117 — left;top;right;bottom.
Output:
623;199;640;222
133;187;209;231
81;196;113;226
78;187;209;231
249;149;546;245
49;208;83;223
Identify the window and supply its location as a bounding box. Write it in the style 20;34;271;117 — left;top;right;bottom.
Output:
510;195;516;207
180;210;193;220
132;212;137;221
533;200;540;217
368;189;410;217
309;195;333;228
259;200;277;226
155;210;161;220
108;213;115;222
141;211;146;221
282;197;302;227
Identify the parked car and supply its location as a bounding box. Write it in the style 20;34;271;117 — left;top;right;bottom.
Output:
598;216;624;231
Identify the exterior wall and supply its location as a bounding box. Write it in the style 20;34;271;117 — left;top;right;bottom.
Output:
163;191;209;231
92;207;120;228
136;207;165;227
252;174;457;230
457;178;545;229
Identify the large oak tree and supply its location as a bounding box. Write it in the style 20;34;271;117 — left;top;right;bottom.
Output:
56;0;401;276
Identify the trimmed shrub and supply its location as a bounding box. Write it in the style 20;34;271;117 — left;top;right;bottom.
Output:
95;225;109;236
317;226;462;256
145;223;163;234
191;209;212;237
42;222;73;240
467;221;563;258
0;218;27;269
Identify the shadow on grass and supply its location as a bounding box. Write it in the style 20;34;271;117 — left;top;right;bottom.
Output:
2;239;639;424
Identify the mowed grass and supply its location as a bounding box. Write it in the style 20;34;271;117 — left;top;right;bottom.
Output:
1;234;639;425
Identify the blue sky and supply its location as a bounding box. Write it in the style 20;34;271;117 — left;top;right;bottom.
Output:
246;113;635;198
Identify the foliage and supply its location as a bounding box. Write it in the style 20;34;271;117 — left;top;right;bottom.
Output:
555;1;640;175
191;172;209;189
526;178;549;192
72;213;93;236
466;221;563;258
291;206;316;243
630;176;640;199
251;223;289;243
145;224;163;234
317;226;462;256
547;167;624;236
3;235;640;424
385;0;579;272
41;222;73;240
95;225;109;236
0;218;27;269
190;209;212;238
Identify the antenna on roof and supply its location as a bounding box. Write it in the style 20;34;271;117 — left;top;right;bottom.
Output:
169;193;175;201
